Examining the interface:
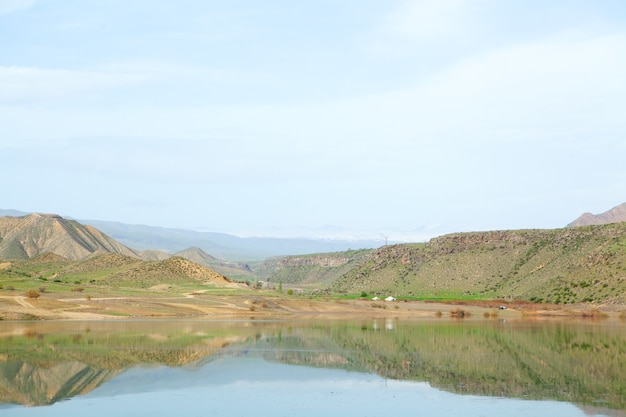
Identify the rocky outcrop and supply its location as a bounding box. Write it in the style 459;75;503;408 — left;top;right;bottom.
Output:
275;255;351;269
254;250;373;285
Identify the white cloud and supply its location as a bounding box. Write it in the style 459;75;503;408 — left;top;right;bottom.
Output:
3;31;624;151
0;60;282;106
0;0;36;16
422;32;626;130
346;31;626;143
384;0;481;40
0;66;150;101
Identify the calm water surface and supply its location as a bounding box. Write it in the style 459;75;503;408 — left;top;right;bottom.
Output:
0;318;624;417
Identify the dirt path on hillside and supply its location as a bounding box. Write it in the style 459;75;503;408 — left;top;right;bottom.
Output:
14;296;34;309
0;295;127;320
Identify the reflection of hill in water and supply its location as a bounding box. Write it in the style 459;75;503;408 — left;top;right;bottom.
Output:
0;361;120;406
0;321;257;406
225;321;626;412
0;320;625;412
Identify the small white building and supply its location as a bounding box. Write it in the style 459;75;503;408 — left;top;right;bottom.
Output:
385;296;396;302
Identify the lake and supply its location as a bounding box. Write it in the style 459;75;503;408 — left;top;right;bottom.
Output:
0;318;625;416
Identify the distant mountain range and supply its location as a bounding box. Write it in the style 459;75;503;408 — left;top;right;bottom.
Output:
0;209;385;261
567;202;626;227
2;202;624;266
82;219;386;261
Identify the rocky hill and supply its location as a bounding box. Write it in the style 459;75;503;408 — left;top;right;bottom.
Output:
253;249;373;288
0;214;139;261
568;202;626;227
327;223;626;304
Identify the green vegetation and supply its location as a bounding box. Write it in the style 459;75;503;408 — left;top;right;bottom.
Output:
2;222;626;307
3;254;224;286
325;224;626;304
0;253;239;308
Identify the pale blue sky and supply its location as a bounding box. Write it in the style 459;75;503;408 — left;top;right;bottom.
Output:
1;0;625;240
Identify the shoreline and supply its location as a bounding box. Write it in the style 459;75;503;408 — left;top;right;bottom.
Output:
1;292;625;322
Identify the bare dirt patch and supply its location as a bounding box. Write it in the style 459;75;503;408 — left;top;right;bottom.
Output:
0;290;622;322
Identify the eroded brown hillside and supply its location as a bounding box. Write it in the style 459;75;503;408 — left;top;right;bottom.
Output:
0;214;139;260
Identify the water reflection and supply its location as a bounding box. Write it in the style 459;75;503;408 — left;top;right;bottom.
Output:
0;319;625;416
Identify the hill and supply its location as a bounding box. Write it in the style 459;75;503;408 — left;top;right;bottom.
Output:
325;223;626;304
252;249;373;289
2;252;236;290
0;214;139;261
96;256;235;288
173;247;253;280
567;202;626;227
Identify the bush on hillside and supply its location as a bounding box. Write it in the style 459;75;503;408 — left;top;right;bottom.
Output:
25;289;40;299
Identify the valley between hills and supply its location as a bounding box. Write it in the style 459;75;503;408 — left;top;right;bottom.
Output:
1;204;626;320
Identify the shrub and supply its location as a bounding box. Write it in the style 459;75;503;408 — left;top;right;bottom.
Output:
287;289;293;295
39;286;47;293
71;287;85;292
25;289;40;299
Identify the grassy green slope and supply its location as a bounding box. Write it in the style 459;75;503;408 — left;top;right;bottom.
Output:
0;253;233;293
329;224;626;303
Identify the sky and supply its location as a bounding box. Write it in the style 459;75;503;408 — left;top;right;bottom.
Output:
1;0;625;241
